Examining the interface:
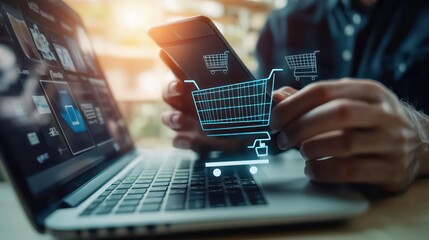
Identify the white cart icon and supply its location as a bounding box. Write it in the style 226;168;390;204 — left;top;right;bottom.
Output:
203;51;229;75
285;50;320;81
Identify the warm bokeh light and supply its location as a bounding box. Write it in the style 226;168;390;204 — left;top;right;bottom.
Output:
115;5;145;31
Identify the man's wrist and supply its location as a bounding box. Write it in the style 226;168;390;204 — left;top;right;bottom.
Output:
400;101;429;176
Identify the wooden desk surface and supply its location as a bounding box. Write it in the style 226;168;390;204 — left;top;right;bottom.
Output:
1;178;429;240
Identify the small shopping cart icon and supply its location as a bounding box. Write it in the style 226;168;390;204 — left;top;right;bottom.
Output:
203;51;229;75
185;69;283;176
285;50;320;81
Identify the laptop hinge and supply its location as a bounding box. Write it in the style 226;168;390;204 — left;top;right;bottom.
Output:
62;151;140;207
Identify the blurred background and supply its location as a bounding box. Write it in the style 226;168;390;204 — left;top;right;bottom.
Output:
63;0;288;149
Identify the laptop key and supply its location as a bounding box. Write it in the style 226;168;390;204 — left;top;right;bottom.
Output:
116;205;137;214
107;195;123;200
120;199;140;206
133;183;150;189
172;180;188;184
169;189;186;195
105;199;120;205
80;210;93;216
171;184;187;189
228;192;246;206
112;189;127;195
95;206;114;215
125;194;144;200
135;179;152;184
147;192;165;198
174;176;189;180
166;194;186;210
99;191;111;197
245;189;267;205
80;202;100;215
105;185;117;191
150;186;168;192
208;192;226;207
190;181;204;186
156;177;171;182
144;197;163;204
139;176;155;180
190;186;204;191
117;183;132;189
128;189;146;194
86;202;101;211
188;199;206;209
152;182;169;187
93;196;106;204
190;190;205;196
140;204;161;212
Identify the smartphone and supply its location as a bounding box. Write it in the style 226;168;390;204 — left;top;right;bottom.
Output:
149;16;279;160
148;16;255;89
149;16;277;136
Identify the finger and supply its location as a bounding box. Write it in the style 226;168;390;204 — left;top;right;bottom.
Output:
271;80;387;131
272;86;298;103
277;99;402;149
161;110;198;131
305;156;392;185
300;129;398;160
162;80;184;109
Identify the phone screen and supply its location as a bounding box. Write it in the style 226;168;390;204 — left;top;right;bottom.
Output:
151;18;254;90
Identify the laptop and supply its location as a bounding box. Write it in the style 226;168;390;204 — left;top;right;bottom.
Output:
0;0;368;238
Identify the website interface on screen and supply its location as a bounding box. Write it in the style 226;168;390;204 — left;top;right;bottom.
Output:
0;0;132;197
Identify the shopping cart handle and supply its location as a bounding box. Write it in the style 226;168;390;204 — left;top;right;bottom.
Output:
184;80;200;90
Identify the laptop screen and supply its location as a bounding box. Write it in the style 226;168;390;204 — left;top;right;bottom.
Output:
0;0;133;213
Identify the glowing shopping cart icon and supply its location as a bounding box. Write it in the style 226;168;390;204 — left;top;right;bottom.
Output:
285;50;320;81
203;51;229;75
185;69;283;176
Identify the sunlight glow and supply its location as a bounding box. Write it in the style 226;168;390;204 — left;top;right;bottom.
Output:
115;5;145;30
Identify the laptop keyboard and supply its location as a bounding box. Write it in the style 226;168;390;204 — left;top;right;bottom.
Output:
80;158;266;216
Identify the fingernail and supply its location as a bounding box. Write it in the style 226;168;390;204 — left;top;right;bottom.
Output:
175;139;191;149
284;88;297;95
277;132;291;150
273;92;288;103
171;114;181;129
169;81;181;94
300;149;309;160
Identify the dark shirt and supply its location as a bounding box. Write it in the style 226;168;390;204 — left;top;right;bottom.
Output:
256;0;429;113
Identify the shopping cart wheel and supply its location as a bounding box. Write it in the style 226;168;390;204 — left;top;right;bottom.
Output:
213;168;222;177
210;70;215;75
311;76;316;80
249;166;258;175
295;77;300;81
223;70;227;74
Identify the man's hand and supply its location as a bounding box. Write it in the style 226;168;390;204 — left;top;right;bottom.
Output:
162;79;243;155
271;79;428;192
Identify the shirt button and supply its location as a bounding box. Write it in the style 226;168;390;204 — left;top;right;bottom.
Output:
344;24;355;36
342;50;352;62
353;13;361;25
398;63;407;73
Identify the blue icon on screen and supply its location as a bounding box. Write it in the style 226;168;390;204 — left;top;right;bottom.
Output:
61;105;87;133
